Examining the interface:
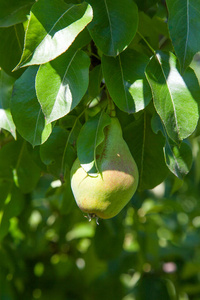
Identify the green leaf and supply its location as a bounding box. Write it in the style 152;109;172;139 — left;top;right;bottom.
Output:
145;51;199;144
152;113;193;179
87;0;138;56
60;169;77;215
94;216;125;260
36;49;90;123
102;49;152;113
129;12;162;57
0;70;16;138
134;275;174;300
0;141;14;206
123;111;169;190
0;179;12;209
15;0;93;68
166;0;200;73
136;12;160;51
13;141;41;193
88;65;102;101
134;0;159;11
0;0;34;27
0;24;24;78
11;66;52;147
0;143;14;181
0;139;41;194
40;126;76;178
181;262;200;280
77;111;111;176
0;186;24;241
164;140;193;179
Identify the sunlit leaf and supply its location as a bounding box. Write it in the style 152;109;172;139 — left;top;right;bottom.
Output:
15;0;93;68
36;49;90;123
77;111;111;176
0;70;16;138
102;49;152;113
11;66;52;146
145;51;199;144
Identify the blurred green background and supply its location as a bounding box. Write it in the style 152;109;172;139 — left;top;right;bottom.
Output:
1;145;200;299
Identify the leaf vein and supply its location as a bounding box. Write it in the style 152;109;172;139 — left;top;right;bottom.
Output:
156;54;180;141
21;4;77;66
183;0;190;71
118;55;130;112
103;0;115;54
53;50;79;116
33;108;42;146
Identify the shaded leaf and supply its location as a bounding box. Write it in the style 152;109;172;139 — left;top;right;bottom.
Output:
87;0;138;56
133;12;160;52
94;216;125;260
0;70;16;138
15;0;93;68
170;176;184;195
61;116;82;176
0;186;24;241
61;169;77;215
0;179;12;209
181;262;200;280
152;113;193;179
145;51;199;144
166;0;200;72
132;275;174;300
11;66;52;147
0;0;34;27
88;65;102;101
134;0;159;11
164;140;193;179
77;111;111;176
40;126;76;178
0;143;14;180
36;49;90;123
151;112;165;135
0;139;41;194
0;141;14;206
0;24;24;78
13;141;41;193
102;49;152;113
123;111;169;190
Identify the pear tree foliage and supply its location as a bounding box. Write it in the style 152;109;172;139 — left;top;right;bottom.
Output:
0;0;200;215
1;0;200;299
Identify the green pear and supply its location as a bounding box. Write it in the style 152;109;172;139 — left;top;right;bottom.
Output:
70;117;139;219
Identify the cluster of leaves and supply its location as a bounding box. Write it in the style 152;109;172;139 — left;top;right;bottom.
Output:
1;0;200;190
1;0;200;299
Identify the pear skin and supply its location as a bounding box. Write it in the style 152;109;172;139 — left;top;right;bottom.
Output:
70;117;139;219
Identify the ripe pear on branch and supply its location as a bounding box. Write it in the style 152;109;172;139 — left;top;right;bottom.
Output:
70;110;139;220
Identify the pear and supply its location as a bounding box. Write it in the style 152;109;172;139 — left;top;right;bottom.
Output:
70;117;139;219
